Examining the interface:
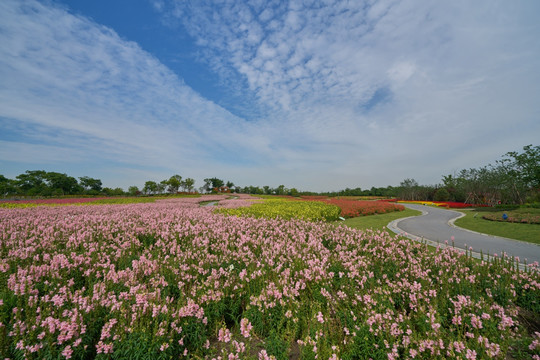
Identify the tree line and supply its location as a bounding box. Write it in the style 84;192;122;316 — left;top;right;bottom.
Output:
397;145;539;205
0;172;199;198
0;171;114;197
2;145;537;204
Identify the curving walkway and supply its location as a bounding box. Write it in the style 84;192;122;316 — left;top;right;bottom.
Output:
387;204;540;265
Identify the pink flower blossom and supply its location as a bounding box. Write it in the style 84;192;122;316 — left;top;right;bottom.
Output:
317;311;324;323
465;349;477;360
240;318;253;338
218;327;232;343
61;345;73;359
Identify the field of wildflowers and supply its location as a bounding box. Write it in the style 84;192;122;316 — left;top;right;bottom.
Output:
317;199;403;218
395;201;488;209
0;196;177;209
1;198;539;359
215;198;341;221
275;197;404;218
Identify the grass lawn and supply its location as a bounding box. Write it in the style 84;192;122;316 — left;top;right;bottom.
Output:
337;207;422;231
455;209;540;245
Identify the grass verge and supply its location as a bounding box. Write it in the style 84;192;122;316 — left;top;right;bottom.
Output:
455;210;540;245
337;207;422;231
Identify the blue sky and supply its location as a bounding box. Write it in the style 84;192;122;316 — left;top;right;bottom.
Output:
1;0;539;192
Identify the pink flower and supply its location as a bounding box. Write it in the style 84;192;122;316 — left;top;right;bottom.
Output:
258;350;274;360
218;327;232;343
62;345;73;359
240;318;253;338
465;349;477;360
317;311;324;323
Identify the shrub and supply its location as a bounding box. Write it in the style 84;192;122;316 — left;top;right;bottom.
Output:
434;188;450;201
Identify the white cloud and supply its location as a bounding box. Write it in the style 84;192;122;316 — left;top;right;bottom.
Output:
1;0;539;191
0;0;278;187
158;0;540;189
387;62;416;84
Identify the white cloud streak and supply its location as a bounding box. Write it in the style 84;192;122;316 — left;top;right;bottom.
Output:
1;0;539;191
161;0;540;187
0;0;274;187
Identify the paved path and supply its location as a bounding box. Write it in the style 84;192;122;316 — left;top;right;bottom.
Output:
387;204;540;265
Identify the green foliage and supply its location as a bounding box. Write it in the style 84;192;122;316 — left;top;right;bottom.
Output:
433;188;450;201
79;176;103;193
265;329;288;360
166;175;182;193
143;181;158;195
442;144;540;205
137;233;158;248
182;178;196;192
128;186;140;196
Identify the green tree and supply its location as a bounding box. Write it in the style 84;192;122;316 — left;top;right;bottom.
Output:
210;178;224;189
0;175;17;197
275;185;286;195
16;170;48;195
102;187;124;196
203;178;224;193
167;175;182;193
398;178;419;200
143;181;158;195
45;172;81;195
202;178;213;193
79;176;103;194
183;178;195;192
157;180;168;195
495;144;540;203
434;188;450;201
128;186;140;196
503;144;540;189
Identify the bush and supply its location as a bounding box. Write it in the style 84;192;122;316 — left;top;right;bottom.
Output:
433;188;450;201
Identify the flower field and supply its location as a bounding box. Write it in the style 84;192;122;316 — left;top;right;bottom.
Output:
1;199;540;359
395;201;488;209
318;200;404;218
275;197;404;218
215;198;341;221
0;197;163;209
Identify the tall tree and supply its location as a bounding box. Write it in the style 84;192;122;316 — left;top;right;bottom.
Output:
503;144;540;189
157;180;168;195
127;186;140;196
398;178;419;200
143;181;158;195
183;178;195;192
16;170;48;195
275;185;286;195
79;176;103;193
203;178;224;192
45;172;81;195
0;175;17;196
166;175;182;193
